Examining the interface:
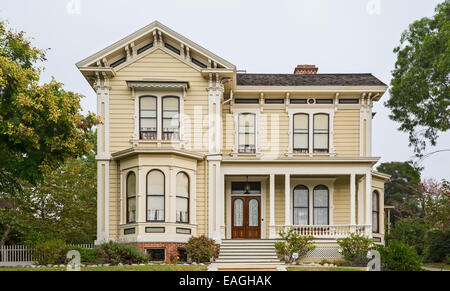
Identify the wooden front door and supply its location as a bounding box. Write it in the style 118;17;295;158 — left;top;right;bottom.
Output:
231;196;261;239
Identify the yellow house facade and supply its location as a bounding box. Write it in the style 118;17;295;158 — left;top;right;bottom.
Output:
77;21;389;262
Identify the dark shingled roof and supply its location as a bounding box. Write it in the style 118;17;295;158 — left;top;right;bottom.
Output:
236;73;387;87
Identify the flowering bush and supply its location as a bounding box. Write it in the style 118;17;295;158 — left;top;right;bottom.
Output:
274;227;315;264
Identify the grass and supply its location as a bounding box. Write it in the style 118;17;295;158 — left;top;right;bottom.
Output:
422;263;450;270
0;264;208;271
287;267;363;271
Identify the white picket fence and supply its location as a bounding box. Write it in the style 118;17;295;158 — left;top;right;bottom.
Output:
0;244;94;267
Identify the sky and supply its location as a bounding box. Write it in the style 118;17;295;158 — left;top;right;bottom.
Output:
0;0;448;181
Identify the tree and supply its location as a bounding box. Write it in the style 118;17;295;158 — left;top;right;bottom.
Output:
0;20;98;245
387;1;450;155
0;20;97;186
0;131;97;245
376;161;423;221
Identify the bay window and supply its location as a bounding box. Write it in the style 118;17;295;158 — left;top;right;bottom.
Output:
176;172;189;223
126;172;136;223
162;96;180;141
147;170;165;222
140;96;157;140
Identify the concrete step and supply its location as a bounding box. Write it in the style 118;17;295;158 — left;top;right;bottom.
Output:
220;245;275;250
219;253;279;257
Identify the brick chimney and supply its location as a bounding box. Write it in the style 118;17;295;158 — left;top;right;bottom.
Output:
294;65;318;74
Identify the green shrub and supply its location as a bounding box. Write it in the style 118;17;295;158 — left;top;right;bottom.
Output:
275;227;315;264
34;239;69;265
186;235;215;263
98;241;148;265
424;229;450;263
337;233;374;266
377;240;422;271
388;217;427;255
69;247;100;264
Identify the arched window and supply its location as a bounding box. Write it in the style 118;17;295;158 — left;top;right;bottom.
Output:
293;185;309;225
238;113;256;153
313;185;329;225
176;172;190;223
140;96;157;140
313;113;329;153
293;114;309;153
372;191;379;233
126;172;137;223
162;96;180;141
147;170;165;222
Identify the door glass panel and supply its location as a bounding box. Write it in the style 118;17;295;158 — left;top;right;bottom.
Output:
249;199;259;227
233;199;243;227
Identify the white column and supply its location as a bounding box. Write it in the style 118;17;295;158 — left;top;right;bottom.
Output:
285;174;291;226
269;174;275;238
357;178;364;225
215;164;224;240
191;171;197;227
350;173;356;230
365;171;372;236
138;167;145;224
119;170;124;225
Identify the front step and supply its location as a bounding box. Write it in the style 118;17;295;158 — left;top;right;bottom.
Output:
216;240;280;264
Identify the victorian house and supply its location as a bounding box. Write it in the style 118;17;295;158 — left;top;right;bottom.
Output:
77;21;389;262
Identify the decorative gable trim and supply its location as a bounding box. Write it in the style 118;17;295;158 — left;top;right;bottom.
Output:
127;81;190;90
76;21;235;70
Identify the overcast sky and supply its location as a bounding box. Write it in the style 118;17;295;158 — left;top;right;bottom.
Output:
1;0;448;181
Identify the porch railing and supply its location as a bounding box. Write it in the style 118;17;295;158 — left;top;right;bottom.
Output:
272;225;371;239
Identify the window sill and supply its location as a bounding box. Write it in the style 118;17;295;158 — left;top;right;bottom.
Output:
286;152;336;157
230;152;263;158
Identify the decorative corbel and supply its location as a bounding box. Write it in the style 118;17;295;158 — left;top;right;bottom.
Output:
102;58;109;68
180;43;185;58
130;42;136;58
186;46;190;59
260;93;264;112
158;30;163;45
334;92;340;112
125;45;131;61
153;30;158;46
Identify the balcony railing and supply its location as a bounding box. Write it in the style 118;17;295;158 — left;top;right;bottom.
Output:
272;224;371;239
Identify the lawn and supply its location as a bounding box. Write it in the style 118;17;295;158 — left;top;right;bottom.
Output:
287;267;363;271
0;264;208;271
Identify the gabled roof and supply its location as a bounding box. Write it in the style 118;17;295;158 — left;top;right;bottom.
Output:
76;21;236;70
236;73;387;87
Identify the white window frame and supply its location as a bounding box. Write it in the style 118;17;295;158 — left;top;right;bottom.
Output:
289;178;335;226
287;108;335;156
132;89;185;145
231;108;261;156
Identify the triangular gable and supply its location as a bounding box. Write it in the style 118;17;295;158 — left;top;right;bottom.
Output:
76;21;236;71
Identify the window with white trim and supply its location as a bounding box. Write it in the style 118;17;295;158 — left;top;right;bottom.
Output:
176;172;189;223
140;96;157;140
162;96;180;141
293;185;309;225
126;172;136;223
293;114;309;153
238;113;256;153
313;113;329;153
146;170;165;222
313;185;329;225
372;191;379;233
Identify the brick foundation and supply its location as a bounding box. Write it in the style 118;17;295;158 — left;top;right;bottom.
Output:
136;242;187;261
133;242;221;262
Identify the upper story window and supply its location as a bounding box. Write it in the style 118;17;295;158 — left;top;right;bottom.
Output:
293;114;309;153
176;172;190;223
140;96;157;140
293;185;309;225
313;113;329;153
238;113;256;153
147;170;165;222
372;191;379;233
313;185;329;225
162;97;180;141
126;172;137;224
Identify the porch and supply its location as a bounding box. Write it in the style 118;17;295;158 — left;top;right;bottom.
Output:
208;160;383;242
